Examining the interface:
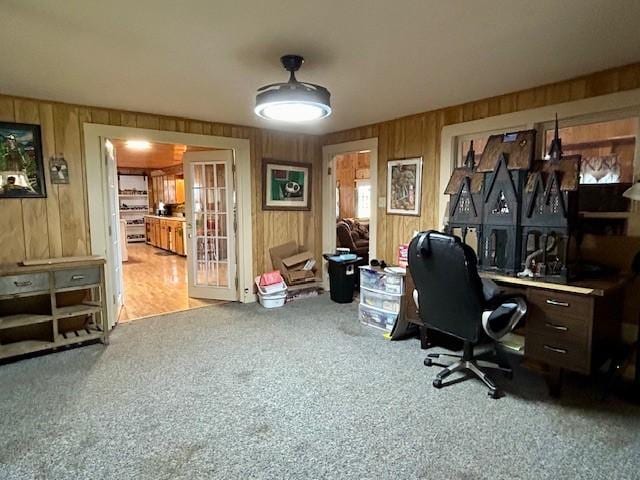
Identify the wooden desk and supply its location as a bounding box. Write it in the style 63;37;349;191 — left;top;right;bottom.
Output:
480;272;626;377
403;270;626;385
479;272;627;297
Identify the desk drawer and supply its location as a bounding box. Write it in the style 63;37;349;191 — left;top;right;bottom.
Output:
528;289;593;321
0;273;49;296
54;267;100;290
526;333;590;374
527;307;590;344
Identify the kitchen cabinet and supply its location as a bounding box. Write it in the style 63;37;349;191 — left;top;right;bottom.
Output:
176;178;185;204
174;223;185;256
145;216;160;246
151;172;184;206
167;175;177;204
154;219;161;246
145;218;153;244
145;216;186;256
152;176;163;205
160;220;169;250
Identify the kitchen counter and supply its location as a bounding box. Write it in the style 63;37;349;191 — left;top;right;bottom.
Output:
144;215;186;222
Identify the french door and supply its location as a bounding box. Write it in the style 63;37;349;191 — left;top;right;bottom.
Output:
183;150;238;301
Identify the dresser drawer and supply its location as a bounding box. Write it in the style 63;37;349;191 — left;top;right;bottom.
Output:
0;273;49;296
54;267;101;290
526;333;590;374
528;289;593;321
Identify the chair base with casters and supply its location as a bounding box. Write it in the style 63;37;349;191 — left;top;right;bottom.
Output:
416;283;526;399
424;342;514;399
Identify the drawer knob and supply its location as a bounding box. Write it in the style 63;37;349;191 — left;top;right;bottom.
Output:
14;280;32;287
71;275;85;281
545;322;568;332
546;299;569;307
544;345;568;355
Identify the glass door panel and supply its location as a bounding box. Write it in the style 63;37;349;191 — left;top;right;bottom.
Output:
184;150;237;300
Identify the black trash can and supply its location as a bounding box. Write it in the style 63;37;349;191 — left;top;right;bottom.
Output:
323;255;363;303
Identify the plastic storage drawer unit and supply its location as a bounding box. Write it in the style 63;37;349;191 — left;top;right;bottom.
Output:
359;267;404;295
360;287;401;313
359;304;398;332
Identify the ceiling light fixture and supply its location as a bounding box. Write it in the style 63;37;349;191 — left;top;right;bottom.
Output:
125;140;152;151
255;55;331;123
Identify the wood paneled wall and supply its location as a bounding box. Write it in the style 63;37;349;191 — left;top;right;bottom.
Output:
0;94;321;277
2;62;640;288
322;62;640;331
322;63;640;264
256;131;322;272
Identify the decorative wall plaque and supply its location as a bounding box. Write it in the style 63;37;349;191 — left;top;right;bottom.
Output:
49;155;69;184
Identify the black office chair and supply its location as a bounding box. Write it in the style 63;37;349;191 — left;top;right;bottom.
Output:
408;231;527;398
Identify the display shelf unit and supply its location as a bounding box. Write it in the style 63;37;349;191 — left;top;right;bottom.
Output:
119;173;149;243
0;257;109;362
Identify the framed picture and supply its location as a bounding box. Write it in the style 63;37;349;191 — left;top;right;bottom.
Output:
0;122;46;198
387;157;423;216
49;155;69;184
262;159;312;211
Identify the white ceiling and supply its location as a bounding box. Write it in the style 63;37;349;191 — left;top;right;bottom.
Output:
1;0;639;134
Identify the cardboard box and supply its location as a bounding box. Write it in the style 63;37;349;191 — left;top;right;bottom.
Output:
269;241;317;285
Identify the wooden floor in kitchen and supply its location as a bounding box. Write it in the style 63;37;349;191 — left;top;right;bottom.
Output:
118;243;221;322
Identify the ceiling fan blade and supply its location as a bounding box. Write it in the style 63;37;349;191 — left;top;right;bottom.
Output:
299;82;329;93
257;82;286;92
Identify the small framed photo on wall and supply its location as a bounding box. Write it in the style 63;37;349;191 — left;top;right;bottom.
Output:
387;157;423;216
262;159;312;211
0;122;47;198
49;155;69;184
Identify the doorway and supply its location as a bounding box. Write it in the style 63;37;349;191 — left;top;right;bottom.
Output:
84;124;253;329
108;139;235;322
322;138;378;289
335;151;372;262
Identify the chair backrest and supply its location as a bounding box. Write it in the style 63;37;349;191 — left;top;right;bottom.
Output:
408;231;485;342
336;221;356;250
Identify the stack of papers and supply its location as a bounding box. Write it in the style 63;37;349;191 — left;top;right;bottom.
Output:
498;333;525;353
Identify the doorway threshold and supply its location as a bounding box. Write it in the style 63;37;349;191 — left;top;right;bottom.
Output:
117;301;225;324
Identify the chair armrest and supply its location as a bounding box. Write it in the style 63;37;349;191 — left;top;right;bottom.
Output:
481;296;527;341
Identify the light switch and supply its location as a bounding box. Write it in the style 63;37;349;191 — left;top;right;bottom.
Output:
378;197;386;208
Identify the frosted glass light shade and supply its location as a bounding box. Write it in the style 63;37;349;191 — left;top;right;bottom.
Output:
255;101;329;122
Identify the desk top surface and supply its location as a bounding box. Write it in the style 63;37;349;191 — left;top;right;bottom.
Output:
480;272;628;297
0;256;105;276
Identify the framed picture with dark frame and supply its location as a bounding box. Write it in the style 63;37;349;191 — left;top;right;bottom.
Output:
262;159;312;211
0;122;47;198
387;157;423;216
